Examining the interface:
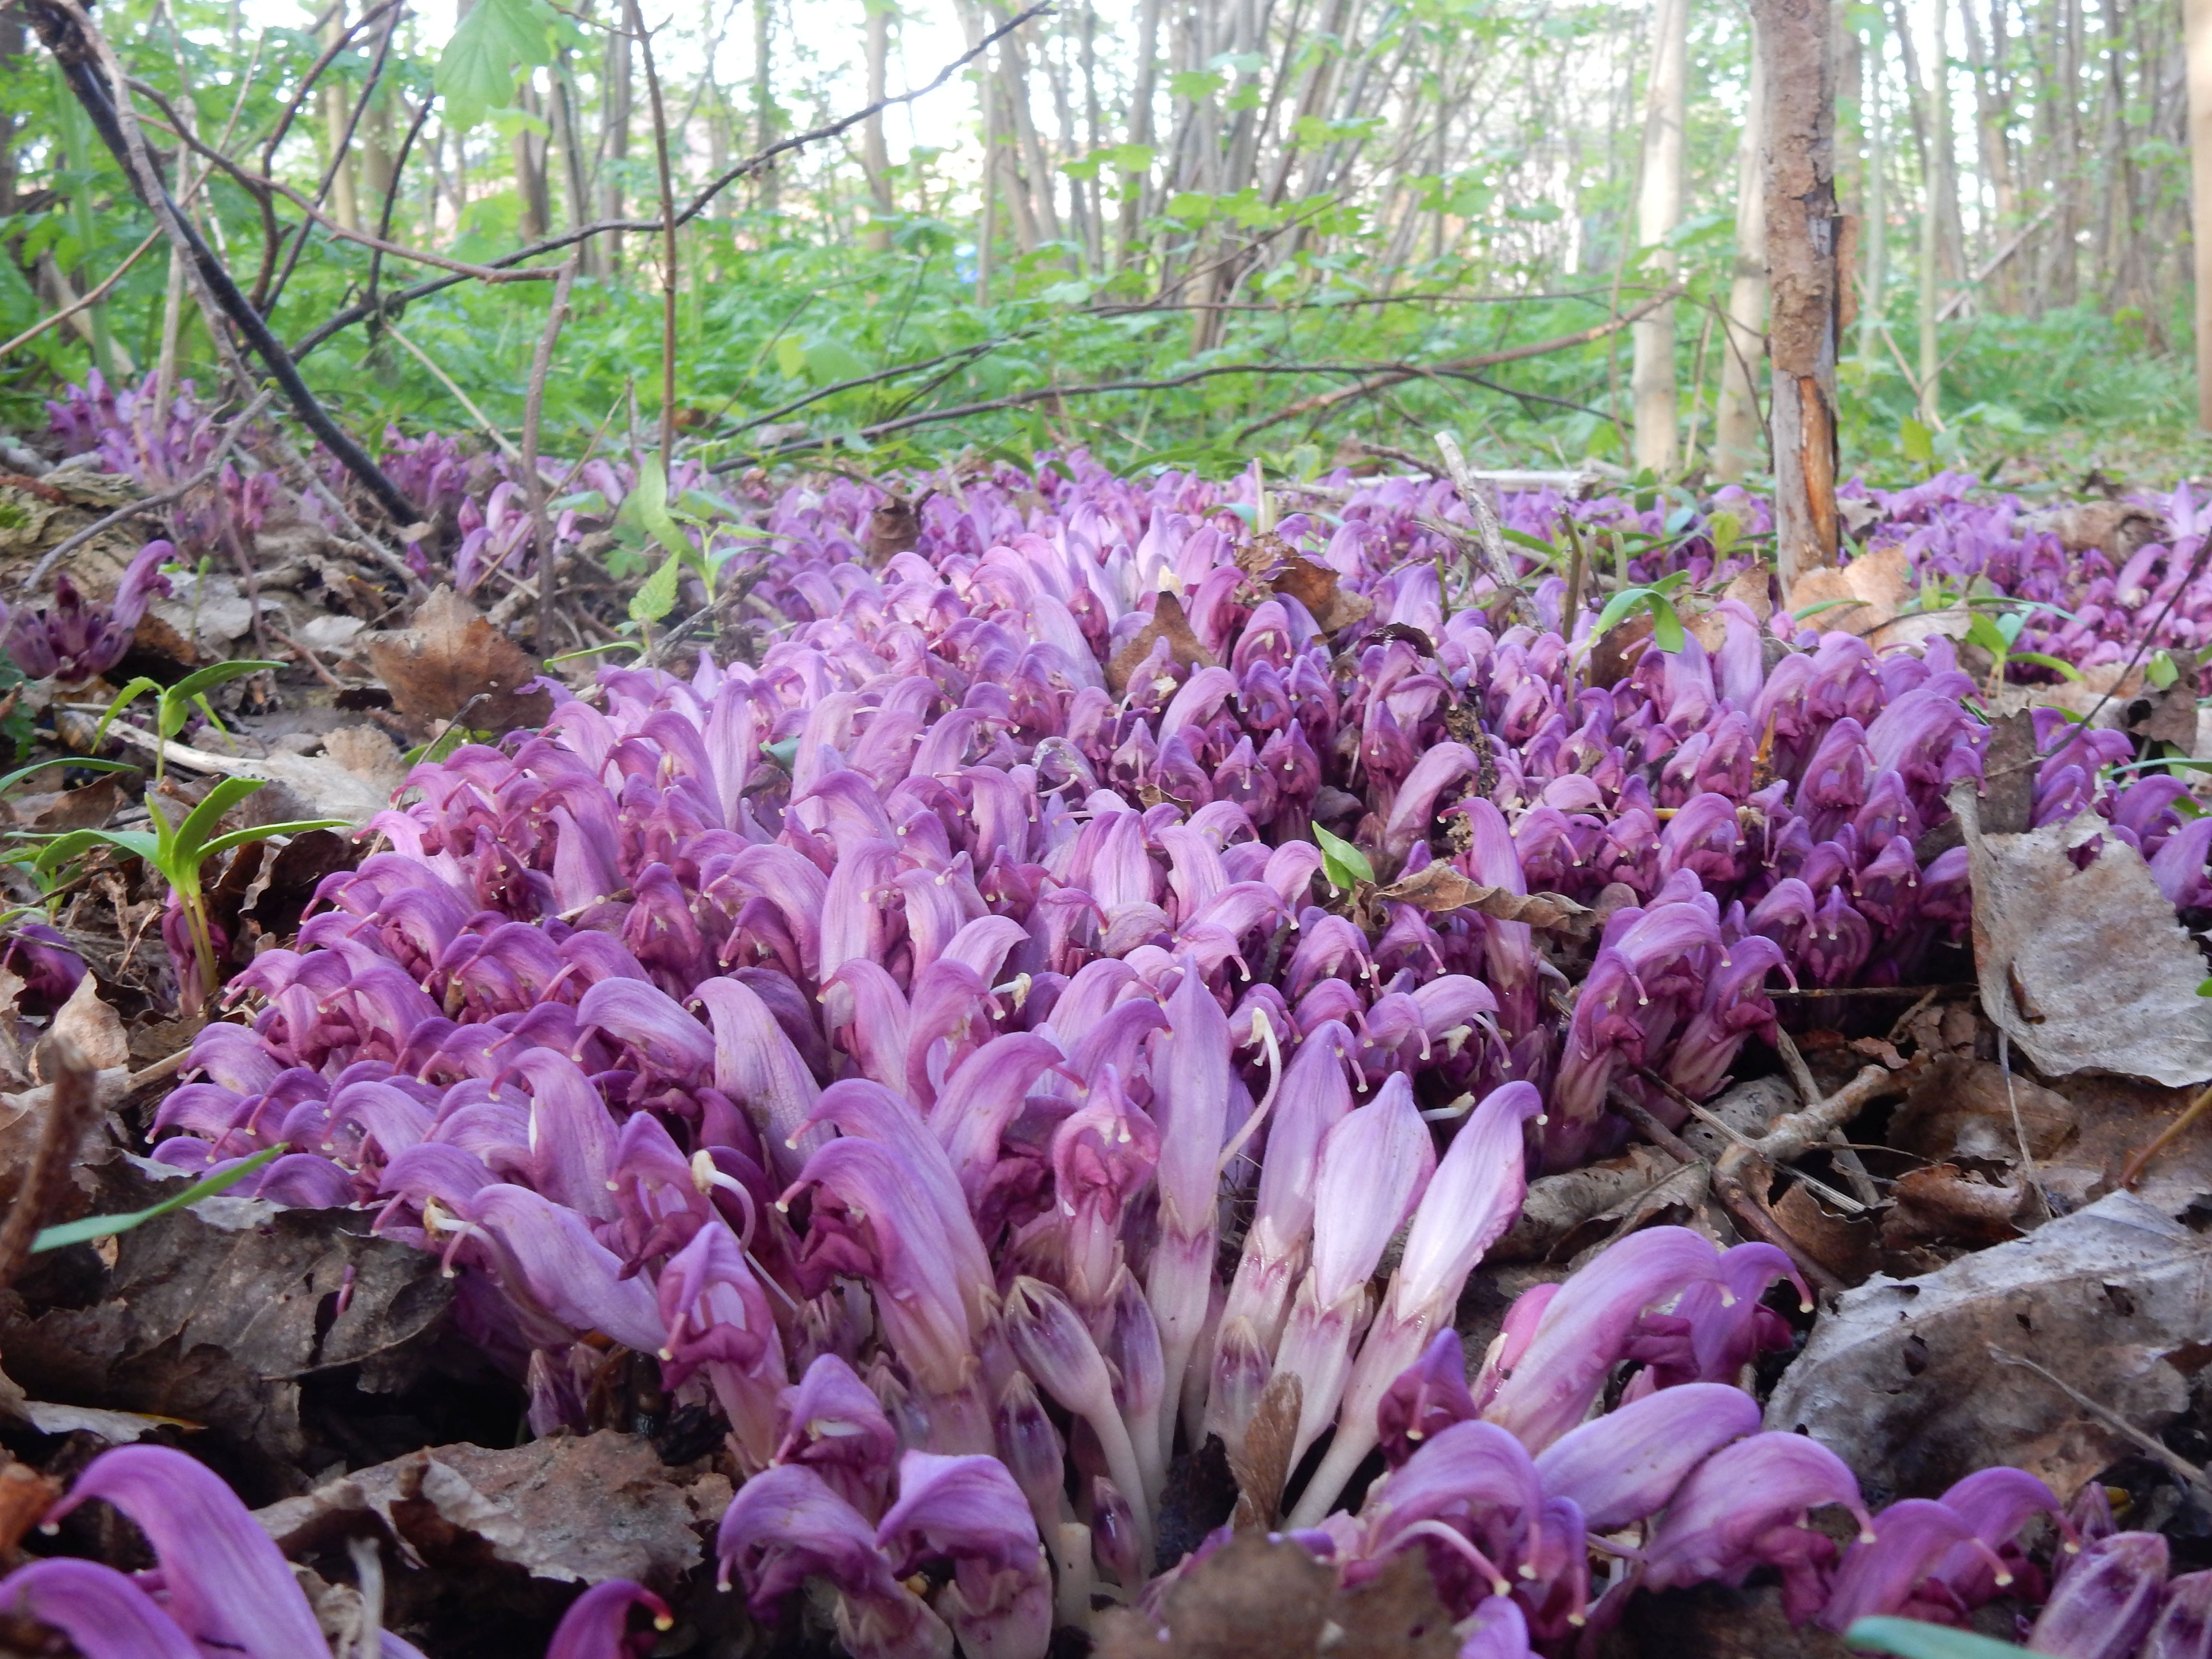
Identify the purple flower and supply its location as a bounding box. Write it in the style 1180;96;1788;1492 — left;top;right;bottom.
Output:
0;1557;203;1659
2026;1533;2171;1659
1481;1226;1724;1453
1641;1432;1872;1620
545;1581;674;1659
876;1451;1052;1659
717;1463;952;1659
36;1445;332;1659
1289;1081;1540;1526
1530;1381;1761;1531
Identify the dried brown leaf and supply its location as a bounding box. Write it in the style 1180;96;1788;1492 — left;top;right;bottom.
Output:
1106;591;1219;697
1328;1545;1461;1659
43;973;128;1075
1373;863;1595;934
0;1453;60;1560
365;587;553;738
1880;1164;2029;1250
256;1431;725;1586
1227;1372;1301;1529
1766;1190;2211;1499
1271;556;1373;634
1887;1055;2078;1165
865;495;924;565
1092;1531;1336;1659
1951;783;2212;1088
2019;499;2166;557
1786;543;1912;637
1771;1183;1881;1284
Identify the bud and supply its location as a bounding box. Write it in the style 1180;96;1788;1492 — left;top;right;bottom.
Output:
2027;1533;2171;1659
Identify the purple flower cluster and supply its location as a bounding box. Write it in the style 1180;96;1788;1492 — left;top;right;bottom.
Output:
0;537;171;683
5;397;2202;1655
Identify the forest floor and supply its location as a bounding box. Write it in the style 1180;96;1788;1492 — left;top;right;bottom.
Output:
0;397;2208;1659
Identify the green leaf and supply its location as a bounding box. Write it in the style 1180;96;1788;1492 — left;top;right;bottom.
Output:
173;776;270;861
1499;527;1558;556
1707;508;1742;557
436;0;554;127
31;1143;288;1253
2199;977;2212;996
0;756;136;795
1312;823;1373;892
2148;649;2180;690
619;453;693;564
630;552;683;626
2008;650;2085;682
1900;416;1936;464
1843;1616;2028;1659
1995;611;2027;648
200;819;349;861
1593;587;1655;637
1648;595;1685;654
1965;612;2011;658
168;659;285;706
32;826;163;875
93;676;163;749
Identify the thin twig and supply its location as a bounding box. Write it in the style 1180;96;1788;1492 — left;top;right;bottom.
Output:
383;323;520;458
1989;1346;2212;1503
31;0;420;526
290;5;1058;361
624;0;680;461
0;228;160;359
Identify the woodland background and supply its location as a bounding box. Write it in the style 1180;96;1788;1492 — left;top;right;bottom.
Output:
0;0;2191;490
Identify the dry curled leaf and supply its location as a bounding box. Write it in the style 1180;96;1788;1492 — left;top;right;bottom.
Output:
1373;862;1596;934
1786;543;1912;637
1271;555;1373;634
1886;1055;2077;1166
42;973;128;1075
1228;1372;1301;1529
1493;1144;1688;1262
1766;1189;2212;1500
865;491;931;566
366;587;553;739
1106;591;1219;697
1951;784;2212;1088
256;1431;725;1586
1880;1164;2030;1251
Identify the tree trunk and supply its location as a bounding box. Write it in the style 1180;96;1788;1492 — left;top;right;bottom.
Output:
2188;0;2212;423
861;0;894;251
1118;0;1161;266
1716;24;1768;481
514;76;552;241
751;0;775;216
1917;0;1948;422
1631;0;1688;472
1860;20;1888;361
320;2;361;231
603;18;632;268
1757;0;1842;588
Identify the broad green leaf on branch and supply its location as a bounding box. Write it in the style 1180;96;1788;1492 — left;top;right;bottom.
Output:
437;0;556;128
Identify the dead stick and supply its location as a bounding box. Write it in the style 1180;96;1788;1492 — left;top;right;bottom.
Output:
0;1035;98;1289
2120;1081;2212;1190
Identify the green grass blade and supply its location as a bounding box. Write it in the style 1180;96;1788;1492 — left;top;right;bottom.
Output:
31;1143;289;1253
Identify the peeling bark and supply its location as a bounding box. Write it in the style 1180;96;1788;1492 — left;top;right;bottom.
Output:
1757;0;1842;588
